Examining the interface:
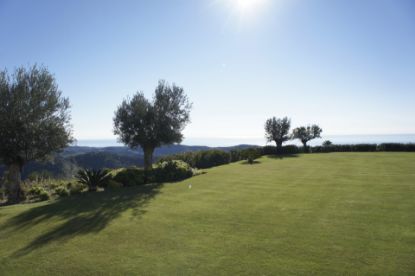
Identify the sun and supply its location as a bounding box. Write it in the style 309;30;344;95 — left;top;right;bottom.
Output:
233;0;267;12
216;0;270;24
230;0;269;17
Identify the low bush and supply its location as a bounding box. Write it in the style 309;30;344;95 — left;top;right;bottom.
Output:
161;150;231;169
27;186;50;201
67;182;86;195
312;143;384;153
112;168;146;186
54;185;70;197
262;146;277;155
229;149;243;162
153;160;193;182
0;187;6;202
351;144;378;152
378;143;415;152
261;145;300;155
193;150;230;168
281;145;300;154
106;179;123;189
240;148;261;164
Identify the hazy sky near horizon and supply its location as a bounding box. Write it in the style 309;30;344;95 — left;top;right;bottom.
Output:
1;0;414;143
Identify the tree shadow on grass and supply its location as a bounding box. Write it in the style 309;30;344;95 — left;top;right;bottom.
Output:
1;184;162;257
241;160;261;165
267;154;299;159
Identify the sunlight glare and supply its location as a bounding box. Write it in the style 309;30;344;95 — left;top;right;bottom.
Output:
230;0;269;18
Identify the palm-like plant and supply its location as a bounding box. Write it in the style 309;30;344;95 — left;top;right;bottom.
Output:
76;169;109;192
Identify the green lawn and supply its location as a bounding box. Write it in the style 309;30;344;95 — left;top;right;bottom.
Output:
1;153;415;275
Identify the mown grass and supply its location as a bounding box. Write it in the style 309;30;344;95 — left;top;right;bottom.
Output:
0;152;414;275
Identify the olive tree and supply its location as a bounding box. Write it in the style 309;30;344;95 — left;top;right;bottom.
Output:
113;80;191;171
0;66;73;203
292;124;323;151
265;117;291;153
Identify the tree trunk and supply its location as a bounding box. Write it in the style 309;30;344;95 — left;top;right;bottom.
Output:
143;147;154;171
275;140;283;154
302;141;308;153
6;162;23;203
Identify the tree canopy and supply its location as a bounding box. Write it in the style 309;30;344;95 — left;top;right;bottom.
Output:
0;65;73;202
292;125;323;149
114;80;191;170
265;117;291;152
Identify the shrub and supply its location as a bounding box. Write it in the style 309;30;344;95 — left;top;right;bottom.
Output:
27;186;50;201
229;149;243;162
262;145;300;155
112;168;146;187
193;150;230;168
239;148;261;164
67;182;86;195
281;145;300;154
378;143;415;152
106;179;123;189
76;169;110;192
154;160;193;182
0;187;5;202
54;185;70;197
352;144;377;152
311;143;378;153
161;150;230;169
262;146;277;155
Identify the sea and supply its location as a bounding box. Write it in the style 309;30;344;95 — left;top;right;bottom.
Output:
74;134;415;148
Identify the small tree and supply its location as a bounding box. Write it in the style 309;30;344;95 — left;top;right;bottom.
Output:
0;65;73;203
322;140;332;147
245;148;261;164
292;124;323;151
114;80;191;171
265;117;291;154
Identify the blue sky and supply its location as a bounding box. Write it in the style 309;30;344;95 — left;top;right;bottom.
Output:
1;0;414;145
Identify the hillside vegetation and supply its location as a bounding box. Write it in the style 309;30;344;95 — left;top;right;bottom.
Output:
0;153;414;275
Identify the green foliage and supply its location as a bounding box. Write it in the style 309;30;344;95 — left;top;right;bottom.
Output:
292;124;323;151
113;80;192;170
67;182;86;195
311;144;378;153
260;145;299;155
161;150;230;169
229;149;242;162
54;185;70;197
243;148;261;164
378;143;415;152
322;140;333;147
76;169;110;192
27;186;50;201
262;146;277;155
153;160;193;182
0;65;73;202
112;168;146;187
193;150;230;168
0;187;5;202
106;179;123;190
265;117;291;152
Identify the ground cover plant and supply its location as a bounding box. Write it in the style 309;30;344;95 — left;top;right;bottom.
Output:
0;152;414;275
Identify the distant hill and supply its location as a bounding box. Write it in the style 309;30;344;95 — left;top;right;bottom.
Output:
1;144;257;180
